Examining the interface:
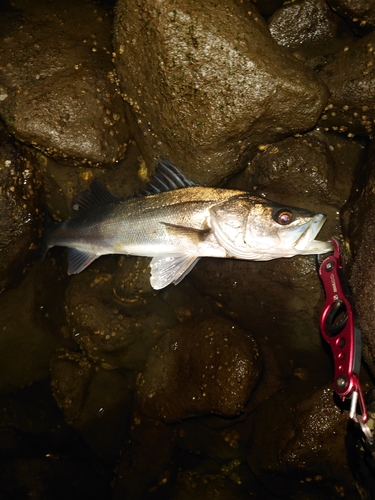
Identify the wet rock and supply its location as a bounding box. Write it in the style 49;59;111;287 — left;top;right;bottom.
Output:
241;130;363;237
50;350;94;424
192;256;331;378
0;0;130;165
39;140;144;222
50;349;132;461
113;256;156;300
174;416;252;462
341;140;374;257
159;276;217;320
172;334;283;461
136;317;261;422
114;406;175;500
0;380;114;498
317;32;375;138
66;266;178;371
328;0;375;31
247;383;359;499
113;0;328;185
340;139;375;373
0;132;43;292
0;260;66;395
349;207;375;375
318;131;365;203
244;131;341;207
114;405;270;499
268;0;340;57
166;467;248;500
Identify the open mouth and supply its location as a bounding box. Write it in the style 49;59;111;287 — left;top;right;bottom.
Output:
293;214;334;254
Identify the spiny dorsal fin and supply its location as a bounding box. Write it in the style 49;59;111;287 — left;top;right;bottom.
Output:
141;157;198;195
72;182;121;215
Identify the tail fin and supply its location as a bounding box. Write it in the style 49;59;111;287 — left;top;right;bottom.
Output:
39;210;58;262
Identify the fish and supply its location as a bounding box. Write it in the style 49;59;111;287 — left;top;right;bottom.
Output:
41;158;333;290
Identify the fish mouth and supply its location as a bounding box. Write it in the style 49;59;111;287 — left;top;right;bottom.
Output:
293;214;333;254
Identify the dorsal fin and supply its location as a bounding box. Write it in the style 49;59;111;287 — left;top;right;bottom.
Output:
141;157;198;195
71;182;121;215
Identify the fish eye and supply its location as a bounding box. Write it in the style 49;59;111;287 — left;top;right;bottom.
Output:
274;209;294;225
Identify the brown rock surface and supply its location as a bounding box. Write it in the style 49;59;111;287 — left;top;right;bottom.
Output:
317;32;375;137
113;0;328;185
328;0;375;30
269;0;340;55
0;0;130;165
50;349;132;460
0;132;43;292
247;383;358;498
65;265;179;371
136;317;261;422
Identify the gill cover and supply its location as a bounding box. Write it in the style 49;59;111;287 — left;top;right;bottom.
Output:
209;195;267;259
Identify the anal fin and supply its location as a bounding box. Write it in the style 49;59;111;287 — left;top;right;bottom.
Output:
150;254;200;290
67;248;99;274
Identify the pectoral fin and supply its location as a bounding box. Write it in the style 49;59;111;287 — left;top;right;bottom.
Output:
150;254;200;289
67;248;99;274
162;222;210;242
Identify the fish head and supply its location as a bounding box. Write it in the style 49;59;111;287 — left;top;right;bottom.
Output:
209;195;333;260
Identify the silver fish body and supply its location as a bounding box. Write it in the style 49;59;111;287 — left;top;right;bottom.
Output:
42;159;333;289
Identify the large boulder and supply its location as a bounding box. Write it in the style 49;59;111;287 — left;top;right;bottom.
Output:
65;265;179;371
0;131;43;292
50;349;132;461
343;141;375;375
0;0;130;165
136;317;261;422
0;260;65;394
317;31;375;137
268;0;341;56
247;383;358;498
113;0;328;185
328;0;375;31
